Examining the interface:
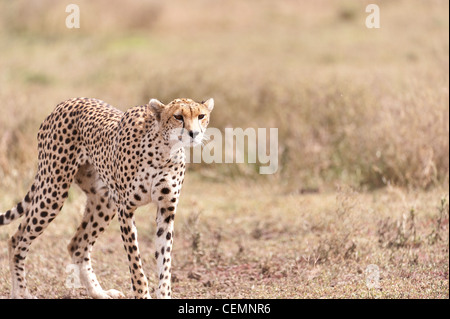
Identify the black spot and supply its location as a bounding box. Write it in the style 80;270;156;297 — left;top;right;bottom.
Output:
166;232;172;240
157;228;164;237
161;188;170;194
17;203;24;214
164;215;174;223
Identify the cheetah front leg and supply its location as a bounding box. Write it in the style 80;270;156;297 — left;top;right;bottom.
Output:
117;205;151;299
152;185;179;299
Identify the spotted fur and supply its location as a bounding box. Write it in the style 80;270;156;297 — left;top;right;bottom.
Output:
0;97;214;299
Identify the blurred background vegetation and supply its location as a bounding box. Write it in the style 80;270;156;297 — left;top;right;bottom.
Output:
0;0;448;193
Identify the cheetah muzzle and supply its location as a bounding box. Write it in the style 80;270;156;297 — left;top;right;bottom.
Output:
0;97;214;299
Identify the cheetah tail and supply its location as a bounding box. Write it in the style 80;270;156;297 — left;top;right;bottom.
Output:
0;182;36;226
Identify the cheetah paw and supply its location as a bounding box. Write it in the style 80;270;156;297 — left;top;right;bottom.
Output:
105;289;125;299
90;288;125;299
10;289;37;299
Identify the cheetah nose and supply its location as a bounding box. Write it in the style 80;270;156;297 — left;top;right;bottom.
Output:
189;130;199;139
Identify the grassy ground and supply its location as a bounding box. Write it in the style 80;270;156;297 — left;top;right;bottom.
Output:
0;0;449;299
0;0;448;189
0;175;448;299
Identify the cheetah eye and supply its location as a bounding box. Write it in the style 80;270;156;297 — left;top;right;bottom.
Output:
174;114;183;121
198;114;206;120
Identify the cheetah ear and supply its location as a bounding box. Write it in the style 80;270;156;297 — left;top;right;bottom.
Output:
149;99;166;121
203;98;214;112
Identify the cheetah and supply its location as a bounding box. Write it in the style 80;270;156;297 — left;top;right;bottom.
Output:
0;97;214;299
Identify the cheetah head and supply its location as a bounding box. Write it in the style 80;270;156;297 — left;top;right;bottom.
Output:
149;98;214;147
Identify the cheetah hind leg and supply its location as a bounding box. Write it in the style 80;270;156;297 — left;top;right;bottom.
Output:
7;237;36;299
68;164;125;299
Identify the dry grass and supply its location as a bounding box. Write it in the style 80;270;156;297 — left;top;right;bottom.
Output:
0;176;448;299
0;0;448;189
0;0;449;299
